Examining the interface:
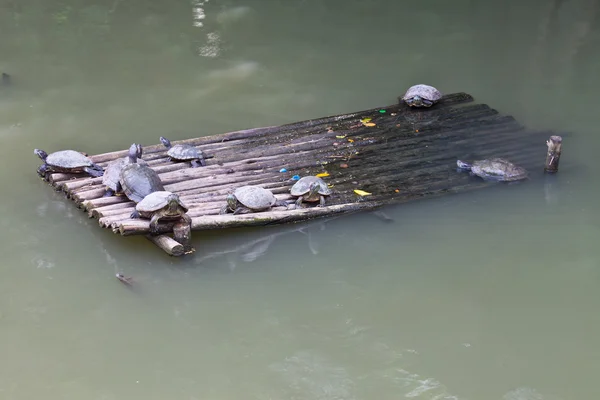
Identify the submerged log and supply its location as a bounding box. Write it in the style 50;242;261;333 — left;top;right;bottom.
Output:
173;221;194;253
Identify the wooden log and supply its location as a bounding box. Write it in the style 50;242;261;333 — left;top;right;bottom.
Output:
173;221;194;253
146;235;184;256
544;135;563;173
117;202;384;235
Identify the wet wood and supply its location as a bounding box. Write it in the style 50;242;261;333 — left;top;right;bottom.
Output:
173;221;194;253
33;91;565;256
544;135;563;173
146;234;184;257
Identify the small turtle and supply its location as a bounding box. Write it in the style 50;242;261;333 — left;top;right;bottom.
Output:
133;191;191;234
34;148;104;177
290;176;332;207
220;185;287;215
456;158;528;182
401;84;442;108
102;143;147;197
119;160;164;204
160;136;207;167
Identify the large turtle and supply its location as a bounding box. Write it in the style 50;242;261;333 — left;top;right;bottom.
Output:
102;143;147;197
133;191;191;234
220;185;287;215
160;136;207;167
401;84;442;108
119;160;165;203
456;158;528;182
290;176;332;207
34;148;104;177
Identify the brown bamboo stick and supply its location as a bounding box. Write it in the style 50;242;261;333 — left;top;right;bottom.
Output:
117;202;384;235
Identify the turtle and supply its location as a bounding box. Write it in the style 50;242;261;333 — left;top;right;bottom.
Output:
119;160;165;204
133;191;191;234
456;158;528;182
102;143;147;197
220;185;287;215
34;148;104;177
401;84;442;108
160;136;207;167
290;176;332;207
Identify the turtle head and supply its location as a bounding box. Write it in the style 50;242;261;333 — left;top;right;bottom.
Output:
166;193;181;212
34;149;48;160
406;95;423;107
136;144;144;159
226;193;237;211
127;143;138;163
159;136;172;149
456;160;473;171
308;182;321;198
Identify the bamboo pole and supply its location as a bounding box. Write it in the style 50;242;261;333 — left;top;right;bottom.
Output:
145;235;184;256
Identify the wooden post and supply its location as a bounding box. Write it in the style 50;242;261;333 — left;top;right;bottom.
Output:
544;135;562;173
146;234;184;256
173;220;195;254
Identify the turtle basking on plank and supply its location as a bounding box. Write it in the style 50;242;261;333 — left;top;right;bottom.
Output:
102;143;147;197
290;176;332;207
160;136;207;167
119;159;164;204
456;158;528;182
34;148;104;177
401;84;442;108
133;191;191;234
220;185;287;215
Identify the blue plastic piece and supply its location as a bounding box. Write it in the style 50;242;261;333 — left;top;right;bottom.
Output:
279;168;287;173
292;175;300;181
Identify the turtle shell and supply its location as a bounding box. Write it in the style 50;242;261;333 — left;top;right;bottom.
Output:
290;176;332;197
470;158;528;182
136;191;188;215
46;150;95;170
402;84;442;102
119;163;165;203
103;156;147;191
167;144;204;161
233;186;276;210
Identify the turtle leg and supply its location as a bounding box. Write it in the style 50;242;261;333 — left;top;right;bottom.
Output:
198;157;206;167
84;166;104;177
37;164;49;177
295;197;304;208
115;181;122;194
149;213;161;235
233;206;253;215
130;209;140;219
190;159;201;168
103;188;114;197
219;204;230;215
318;195;327;207
180;213;192;226
274;199;289;208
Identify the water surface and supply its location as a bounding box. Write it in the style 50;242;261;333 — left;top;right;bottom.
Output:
1;0;599;399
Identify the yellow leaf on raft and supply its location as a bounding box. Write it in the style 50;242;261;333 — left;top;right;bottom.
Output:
315;172;330;177
363;122;376;127
335;135;346;139
353;189;372;196
360;118;372;123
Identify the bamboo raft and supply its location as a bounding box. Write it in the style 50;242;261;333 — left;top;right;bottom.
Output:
37;92;559;256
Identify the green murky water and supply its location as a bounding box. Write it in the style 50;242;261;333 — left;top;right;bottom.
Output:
1;0;599;398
